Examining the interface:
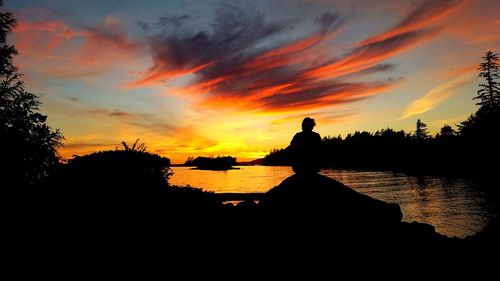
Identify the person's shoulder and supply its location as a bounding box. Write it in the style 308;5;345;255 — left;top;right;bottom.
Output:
291;132;302;143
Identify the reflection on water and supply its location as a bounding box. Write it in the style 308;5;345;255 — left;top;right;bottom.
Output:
170;166;498;238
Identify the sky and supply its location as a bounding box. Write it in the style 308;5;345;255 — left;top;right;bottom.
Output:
4;0;500;163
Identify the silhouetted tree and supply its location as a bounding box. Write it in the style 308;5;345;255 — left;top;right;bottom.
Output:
185;156;195;165
474;50;500;111
437;124;456;137
54;146;173;195
185;156;237;170
0;2;63;188
263;147;291;166
458;50;500;141
414;119;429;140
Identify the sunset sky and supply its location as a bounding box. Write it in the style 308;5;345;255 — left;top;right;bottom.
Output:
5;0;499;163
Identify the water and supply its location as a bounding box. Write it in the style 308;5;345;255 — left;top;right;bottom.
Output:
170;166;498;238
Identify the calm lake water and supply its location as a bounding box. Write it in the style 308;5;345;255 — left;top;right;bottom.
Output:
170;166;498;238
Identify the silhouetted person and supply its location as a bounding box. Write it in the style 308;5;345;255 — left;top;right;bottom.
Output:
290;117;322;174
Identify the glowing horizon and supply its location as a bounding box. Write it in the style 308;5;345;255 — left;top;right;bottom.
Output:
5;0;499;163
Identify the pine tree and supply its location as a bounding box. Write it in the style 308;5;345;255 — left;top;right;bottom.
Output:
474;50;500;111
414;119;429;140
1;2;63;188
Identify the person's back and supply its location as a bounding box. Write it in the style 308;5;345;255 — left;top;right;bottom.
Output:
290;117;322;174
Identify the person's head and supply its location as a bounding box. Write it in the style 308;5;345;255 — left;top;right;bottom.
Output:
301;117;316;132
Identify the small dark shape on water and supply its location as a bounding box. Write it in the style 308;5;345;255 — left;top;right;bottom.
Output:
185;156;239;170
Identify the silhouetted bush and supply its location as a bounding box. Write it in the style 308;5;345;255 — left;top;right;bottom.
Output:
34;148;230;220
47;149;172;199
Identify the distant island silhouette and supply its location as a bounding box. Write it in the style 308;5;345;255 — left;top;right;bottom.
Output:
184;156;240;170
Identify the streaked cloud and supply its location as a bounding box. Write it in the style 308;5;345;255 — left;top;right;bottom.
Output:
13;16;143;78
359;0;461;46
400;73;473;120
131;1;458;112
444;64;477;78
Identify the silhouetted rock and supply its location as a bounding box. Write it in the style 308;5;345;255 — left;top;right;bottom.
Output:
261;173;402;225
398;221;442;242
465;221;500;247
257;173;405;245
255;174;480;252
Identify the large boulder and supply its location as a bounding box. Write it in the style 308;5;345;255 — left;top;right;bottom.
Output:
260;173;402;230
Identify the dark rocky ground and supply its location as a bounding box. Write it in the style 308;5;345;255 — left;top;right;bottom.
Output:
7;173;498;256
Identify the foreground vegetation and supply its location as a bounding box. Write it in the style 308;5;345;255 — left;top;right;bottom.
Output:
1;2;62;190
12;145;498;255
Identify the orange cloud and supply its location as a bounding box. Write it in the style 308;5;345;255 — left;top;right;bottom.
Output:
239;34;327;72
14;20;81;58
359;0;462;46
127;1;459;113
253;81;396;112
433;0;499;46
13;17;143;79
444;64;476;78
303;29;438;80
302;0;465;81
129;61;215;88
400;74;473;119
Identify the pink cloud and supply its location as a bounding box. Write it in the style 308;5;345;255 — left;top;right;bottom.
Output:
13;17;143;78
